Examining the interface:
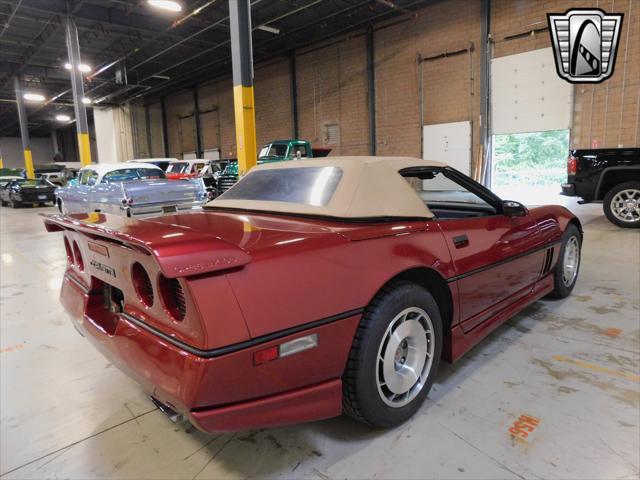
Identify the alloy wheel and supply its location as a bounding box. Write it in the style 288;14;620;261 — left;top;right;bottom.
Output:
375;307;434;408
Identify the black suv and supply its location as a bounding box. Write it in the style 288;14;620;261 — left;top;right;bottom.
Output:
561;148;640;228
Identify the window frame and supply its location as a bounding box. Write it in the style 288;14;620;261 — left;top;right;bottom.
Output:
399;166;505;218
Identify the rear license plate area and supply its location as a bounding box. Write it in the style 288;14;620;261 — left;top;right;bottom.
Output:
163;206;177;213
84;277;123;335
38;195;47;200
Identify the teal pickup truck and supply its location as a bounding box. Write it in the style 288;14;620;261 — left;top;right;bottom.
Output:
217;140;331;193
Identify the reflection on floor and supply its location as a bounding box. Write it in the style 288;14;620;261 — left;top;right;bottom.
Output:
1;200;638;479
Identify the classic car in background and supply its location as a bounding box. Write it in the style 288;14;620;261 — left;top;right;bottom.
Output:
55;162;209;217
165;159;208;179
128;158;177;172
0;168;24;188
1;178;57;207
165;159;228;197
44;156;582;433
216;139;331;193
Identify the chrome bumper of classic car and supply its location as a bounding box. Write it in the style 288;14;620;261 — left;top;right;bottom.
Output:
121;200;205;217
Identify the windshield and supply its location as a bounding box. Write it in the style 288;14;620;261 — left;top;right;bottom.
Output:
167;163;190;174
102;168;165;183
258;143;288;158
219;166;342;206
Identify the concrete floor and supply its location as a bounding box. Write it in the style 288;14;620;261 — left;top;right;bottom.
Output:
1;200;638;480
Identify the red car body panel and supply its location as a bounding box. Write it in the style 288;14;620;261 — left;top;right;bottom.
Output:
43;203;579;432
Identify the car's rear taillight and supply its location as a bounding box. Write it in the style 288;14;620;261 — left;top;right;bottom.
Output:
568;155;578;175
72;241;84;271
132;262;154;307
63;237;73;264
158;274;186;321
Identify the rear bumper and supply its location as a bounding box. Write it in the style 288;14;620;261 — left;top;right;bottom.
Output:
16;192;55;203
124;201;204;217
60;273;356;432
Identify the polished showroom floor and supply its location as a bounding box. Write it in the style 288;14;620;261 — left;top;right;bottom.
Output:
1;200;638;479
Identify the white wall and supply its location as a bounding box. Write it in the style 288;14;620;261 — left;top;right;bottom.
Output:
94;106;134;163
0;137;55;168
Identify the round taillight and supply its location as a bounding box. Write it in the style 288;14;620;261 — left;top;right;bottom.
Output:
72;241;84;271
132;262;154;307
63;237;73;263
158;274;186;321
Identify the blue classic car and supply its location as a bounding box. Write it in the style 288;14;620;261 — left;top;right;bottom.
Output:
55;163;208;217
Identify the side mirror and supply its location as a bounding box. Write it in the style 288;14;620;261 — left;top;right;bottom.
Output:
502;200;528;217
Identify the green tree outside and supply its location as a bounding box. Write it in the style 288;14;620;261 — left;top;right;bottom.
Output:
493;129;569;187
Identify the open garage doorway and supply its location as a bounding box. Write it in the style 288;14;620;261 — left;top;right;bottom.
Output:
491;129;569;204
490;48;573;205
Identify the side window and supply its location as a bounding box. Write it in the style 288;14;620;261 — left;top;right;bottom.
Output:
292;145;308;157
194;163;205;173
402;169;496;219
80;170;98;186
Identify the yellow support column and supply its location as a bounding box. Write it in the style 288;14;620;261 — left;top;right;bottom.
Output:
229;0;257;176
77;132;92;167
233;85;257;176
66;16;92;166
23;149;35;179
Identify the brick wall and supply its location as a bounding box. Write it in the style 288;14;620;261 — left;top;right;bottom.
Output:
157;0;640;165
296;35;370;155
375;0;481;162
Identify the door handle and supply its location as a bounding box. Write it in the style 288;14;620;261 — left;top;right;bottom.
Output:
453;234;469;248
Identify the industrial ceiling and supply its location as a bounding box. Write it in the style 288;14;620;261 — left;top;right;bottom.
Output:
0;0;431;137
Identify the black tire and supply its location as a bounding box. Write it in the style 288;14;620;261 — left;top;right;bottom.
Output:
0;200;7;206
603;181;640;228
547;224;581;299
343;280;443;428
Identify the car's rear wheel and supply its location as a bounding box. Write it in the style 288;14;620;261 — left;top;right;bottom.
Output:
603;181;640;228
343;281;442;427
547;224;581;299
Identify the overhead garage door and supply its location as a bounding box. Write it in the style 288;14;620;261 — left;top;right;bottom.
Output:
491;47;573;135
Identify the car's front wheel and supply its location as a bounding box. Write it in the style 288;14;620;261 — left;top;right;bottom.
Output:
343;281;442;427
548;224;581;299
603;181;640;228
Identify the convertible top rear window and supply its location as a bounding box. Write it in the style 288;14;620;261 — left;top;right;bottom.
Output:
220;166;343;206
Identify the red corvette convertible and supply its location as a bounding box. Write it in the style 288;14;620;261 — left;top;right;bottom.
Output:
43;157;582;432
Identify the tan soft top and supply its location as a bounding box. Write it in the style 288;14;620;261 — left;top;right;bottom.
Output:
209;156;447;219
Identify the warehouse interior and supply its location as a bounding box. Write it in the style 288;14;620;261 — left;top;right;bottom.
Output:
1;0;639;479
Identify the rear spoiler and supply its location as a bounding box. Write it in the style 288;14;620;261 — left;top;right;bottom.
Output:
42;213;251;278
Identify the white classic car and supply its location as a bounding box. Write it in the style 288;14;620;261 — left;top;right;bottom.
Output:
55;162;208;217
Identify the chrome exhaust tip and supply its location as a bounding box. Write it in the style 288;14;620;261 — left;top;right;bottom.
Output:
149;396;183;423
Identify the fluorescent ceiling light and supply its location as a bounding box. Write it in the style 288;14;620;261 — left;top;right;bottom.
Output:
23;93;45;102
257;25;280;35
81;97;92;104
148;0;182;12
64;62;91;72
56;114;71;122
